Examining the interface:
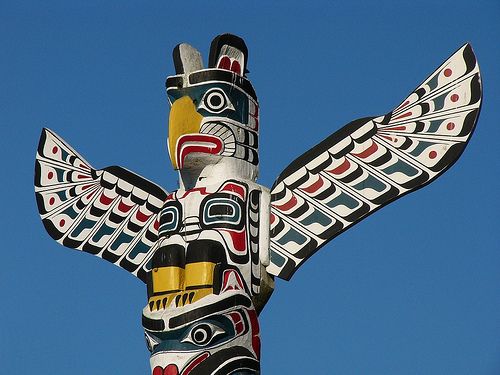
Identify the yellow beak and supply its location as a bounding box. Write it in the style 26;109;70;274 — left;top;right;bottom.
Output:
168;96;203;169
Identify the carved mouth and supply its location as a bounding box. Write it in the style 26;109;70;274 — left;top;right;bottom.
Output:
176;134;224;169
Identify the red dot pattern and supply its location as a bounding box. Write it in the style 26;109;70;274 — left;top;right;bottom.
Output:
451;94;459;102
429;151;437;159
52;146;58;154
444;68;452;77
447;122;455;130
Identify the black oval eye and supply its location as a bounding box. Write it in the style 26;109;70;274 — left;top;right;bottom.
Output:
203;89;227;112
191;323;212;345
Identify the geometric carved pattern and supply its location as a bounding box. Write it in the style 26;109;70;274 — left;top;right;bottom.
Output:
35;128;168;282
268;44;482;280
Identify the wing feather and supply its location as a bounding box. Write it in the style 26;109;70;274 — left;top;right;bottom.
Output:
35;128;168;282
267;44;482;280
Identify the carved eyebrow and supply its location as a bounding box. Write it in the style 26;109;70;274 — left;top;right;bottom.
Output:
188;70;257;101
165;76;183;89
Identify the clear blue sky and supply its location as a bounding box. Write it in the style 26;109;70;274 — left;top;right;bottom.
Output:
1;1;499;374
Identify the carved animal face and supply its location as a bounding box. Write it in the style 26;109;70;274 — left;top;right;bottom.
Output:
143;275;260;374
142;178;265;374
166;34;259;181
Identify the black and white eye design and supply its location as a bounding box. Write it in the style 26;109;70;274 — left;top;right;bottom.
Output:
181;322;225;347
199;88;234;113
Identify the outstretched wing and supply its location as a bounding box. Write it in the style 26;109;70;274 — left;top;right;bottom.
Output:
267;43;482;280
35;128;168;282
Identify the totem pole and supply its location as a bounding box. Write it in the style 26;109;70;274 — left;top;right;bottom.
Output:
35;34;481;374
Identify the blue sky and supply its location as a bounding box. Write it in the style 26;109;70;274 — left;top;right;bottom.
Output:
1;1;499;374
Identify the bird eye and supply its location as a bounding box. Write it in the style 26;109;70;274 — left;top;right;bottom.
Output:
181;322;225;347
200;88;233;113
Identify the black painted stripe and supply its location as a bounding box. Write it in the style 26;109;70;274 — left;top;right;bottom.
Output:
189;70;257;101
142;314;165;331
169;294;251;329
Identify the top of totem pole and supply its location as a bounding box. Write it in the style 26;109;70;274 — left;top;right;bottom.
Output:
33;30;482;374
166;34;259;190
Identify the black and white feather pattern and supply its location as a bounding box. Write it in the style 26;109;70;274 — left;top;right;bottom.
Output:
267;44;482;280
35;128;168;282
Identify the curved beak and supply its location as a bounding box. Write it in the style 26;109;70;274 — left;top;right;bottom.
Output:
168;96;203;169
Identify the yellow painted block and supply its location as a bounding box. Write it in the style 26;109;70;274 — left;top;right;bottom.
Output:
185;262;216;288
152;266;184;293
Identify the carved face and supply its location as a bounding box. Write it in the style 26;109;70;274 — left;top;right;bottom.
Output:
143;276;260;374
142;179;265;374
165;34;259;181
166;74;259;172
142;35;268;375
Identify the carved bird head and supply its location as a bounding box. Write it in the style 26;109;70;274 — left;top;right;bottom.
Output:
166;34;259;186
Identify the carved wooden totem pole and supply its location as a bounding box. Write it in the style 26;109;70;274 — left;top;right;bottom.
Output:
35;34;481;374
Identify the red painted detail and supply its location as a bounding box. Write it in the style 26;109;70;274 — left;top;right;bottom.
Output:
229;311;242;324
77;174;88;179
247;309;261;359
221;182;246;199
451;94;459;102
178;187;209;199
379;135;394;142
183;352;210;375
99;193;113;205
136;209;150;222
235;322;244;334
447;122;455;130
82;184;93;190
164;364;179;375
176;134;223;170
166;193;174;200
444;68;452;77
253;336;261;360
429;151;438;159
218;56;231;70
301;175;324;194
52;146;58;154
48;171;54;179
383;126;407;131
49;197;55;205
231;60;241;75
222;269;245;290
86;191;95;200
118;200;133;213
59;219;66;227
327;158;350;175
225;230;247;253
79;163;88;169
152;366;163;375
270;213;276;225
393;111;412;120
248;309;260;335
396;100;410;110
353;141;378;159
273;194;297;211
154;220;159;231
